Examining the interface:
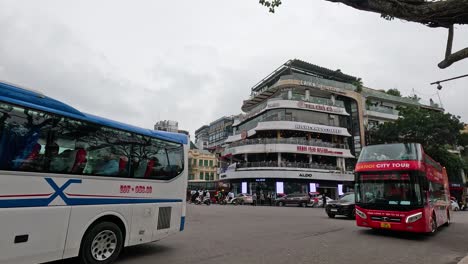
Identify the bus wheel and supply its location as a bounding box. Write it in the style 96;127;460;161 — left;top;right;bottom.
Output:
80;221;123;264
445;210;451;227
429;214;438;235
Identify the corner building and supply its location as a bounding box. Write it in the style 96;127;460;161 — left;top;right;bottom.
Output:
220;60;366;198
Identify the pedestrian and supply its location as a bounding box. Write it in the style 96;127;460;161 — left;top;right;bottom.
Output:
322;192;327;208
252;193;257;206
267;192;272;206
260;192;265;206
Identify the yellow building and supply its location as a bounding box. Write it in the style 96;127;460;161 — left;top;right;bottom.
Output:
188;149;218;181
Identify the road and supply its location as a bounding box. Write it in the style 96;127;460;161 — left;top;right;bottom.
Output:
66;204;468;264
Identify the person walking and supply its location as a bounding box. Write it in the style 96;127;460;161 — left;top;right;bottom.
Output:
322;192;327;208
252;193;257;206
260;191;265;206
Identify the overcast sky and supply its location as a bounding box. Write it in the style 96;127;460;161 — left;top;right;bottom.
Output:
1;0;467;137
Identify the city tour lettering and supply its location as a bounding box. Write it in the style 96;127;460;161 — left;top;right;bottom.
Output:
356;162;411;170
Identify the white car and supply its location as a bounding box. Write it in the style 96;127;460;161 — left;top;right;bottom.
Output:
451;200;460;211
314;196;333;207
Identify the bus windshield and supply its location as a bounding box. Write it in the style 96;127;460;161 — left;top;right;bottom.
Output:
358;143;419;162
356;172;424;209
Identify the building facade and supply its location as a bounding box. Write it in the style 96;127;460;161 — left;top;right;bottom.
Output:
360;87;443;133
195;125;209;150
207;116;235;149
188;148;218;181
219;59;366;198
154;120;179;133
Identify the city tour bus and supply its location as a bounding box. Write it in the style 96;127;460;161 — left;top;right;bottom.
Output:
354;143;450;234
0;81;188;264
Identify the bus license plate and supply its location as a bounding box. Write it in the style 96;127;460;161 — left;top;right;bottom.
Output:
380;223;391;229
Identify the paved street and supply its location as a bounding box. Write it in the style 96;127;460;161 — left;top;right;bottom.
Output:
102;204;468;264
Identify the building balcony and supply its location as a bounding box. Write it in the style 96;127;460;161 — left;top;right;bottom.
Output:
365;106;399;120
229;137;348;149
237;161;342;170
224;141;354;158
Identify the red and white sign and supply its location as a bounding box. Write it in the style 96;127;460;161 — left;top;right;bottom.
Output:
296;145;344;155
297;101;345;114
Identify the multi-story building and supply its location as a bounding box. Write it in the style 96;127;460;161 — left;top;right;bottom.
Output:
361;87;443;132
188;148;218;181
154;120;179;133
220;59;366;198
207;116;235;149
195;125;209;150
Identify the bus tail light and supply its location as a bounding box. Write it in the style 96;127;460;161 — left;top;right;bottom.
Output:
355;208;367;219
406;212;423;223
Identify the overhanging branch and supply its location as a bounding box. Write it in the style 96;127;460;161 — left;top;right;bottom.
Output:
445;25;454;59
438;47;468;69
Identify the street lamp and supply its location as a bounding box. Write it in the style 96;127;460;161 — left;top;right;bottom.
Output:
430;73;468;90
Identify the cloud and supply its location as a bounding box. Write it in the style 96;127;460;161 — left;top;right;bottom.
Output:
0;0;466;142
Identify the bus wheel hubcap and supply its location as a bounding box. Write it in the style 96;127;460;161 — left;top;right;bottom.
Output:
91;230;117;261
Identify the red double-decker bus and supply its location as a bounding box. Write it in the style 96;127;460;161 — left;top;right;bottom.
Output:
354;143;450;234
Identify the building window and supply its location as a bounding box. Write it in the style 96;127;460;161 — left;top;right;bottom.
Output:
193;159;197;165
209;160;213;167
204;160;208;167
205;172;210;180
199;159;203;166
199;172;203;180
210;172;214;181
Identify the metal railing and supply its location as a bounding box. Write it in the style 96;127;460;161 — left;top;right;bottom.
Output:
272;94;346;108
221;162;354;173
236;161;337;170
366;105;399;115
228;137;348;149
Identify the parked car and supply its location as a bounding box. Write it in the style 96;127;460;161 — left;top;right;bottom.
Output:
451;200;460;211
325;192;355;219
275;193;311;207
232;193;254;205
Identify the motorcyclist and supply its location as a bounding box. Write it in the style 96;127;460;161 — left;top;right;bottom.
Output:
228;191;234;201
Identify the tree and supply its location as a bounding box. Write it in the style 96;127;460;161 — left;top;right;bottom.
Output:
369;106;465;183
259;0;468;69
386;88;401;97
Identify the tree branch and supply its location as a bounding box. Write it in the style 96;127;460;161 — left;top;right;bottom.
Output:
324;0;468;28
445;25;454;59
438;47;468;69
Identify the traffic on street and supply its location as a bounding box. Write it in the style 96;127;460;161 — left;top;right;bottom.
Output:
110;204;468;264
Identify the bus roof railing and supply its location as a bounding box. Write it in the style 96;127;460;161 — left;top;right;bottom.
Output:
0;81;188;145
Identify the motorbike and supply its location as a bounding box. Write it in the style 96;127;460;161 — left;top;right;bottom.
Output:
195;196;211;205
220;196;239;205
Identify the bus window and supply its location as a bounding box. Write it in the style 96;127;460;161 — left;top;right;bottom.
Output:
80;127;133;177
131;136;184;180
0;102;55;172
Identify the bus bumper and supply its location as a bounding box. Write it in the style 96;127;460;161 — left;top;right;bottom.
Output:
355;207;429;233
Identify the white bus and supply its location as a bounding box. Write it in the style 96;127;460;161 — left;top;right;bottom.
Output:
0;81;188;264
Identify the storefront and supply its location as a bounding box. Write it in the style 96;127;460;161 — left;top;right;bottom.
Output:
222;177;353;200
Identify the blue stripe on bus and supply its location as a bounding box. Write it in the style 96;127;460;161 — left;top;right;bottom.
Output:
180;216;186;231
0;198;183;208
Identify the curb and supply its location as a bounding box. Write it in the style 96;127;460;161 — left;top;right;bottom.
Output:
458;255;468;264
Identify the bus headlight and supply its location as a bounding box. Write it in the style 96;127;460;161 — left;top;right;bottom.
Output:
406;212;423;223
355;208;367;219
